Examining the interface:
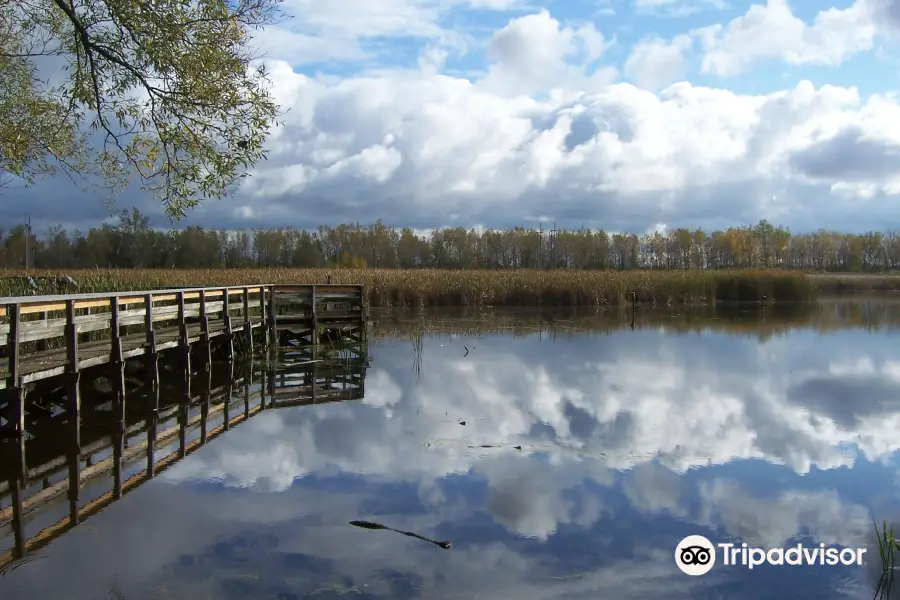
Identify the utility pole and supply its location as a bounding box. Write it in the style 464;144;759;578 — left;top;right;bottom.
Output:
550;221;558;269
539;222;543;269
24;213;32;270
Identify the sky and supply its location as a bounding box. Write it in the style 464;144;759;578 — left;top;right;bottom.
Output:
7;0;900;235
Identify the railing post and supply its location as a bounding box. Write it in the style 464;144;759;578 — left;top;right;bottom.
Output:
259;286;267;347
144;294;156;356
7;303;20;390
268;285;277;349
65;299;78;371
223;287;234;360
110;298;122;363
177;291;190;375
360;284;367;342
6;305;23;484
199;289;209;339
6;302;25;559
242;287;253;355
199;289;211;369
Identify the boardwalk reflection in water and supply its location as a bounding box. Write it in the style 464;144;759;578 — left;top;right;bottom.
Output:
3;304;900;599
0;338;369;568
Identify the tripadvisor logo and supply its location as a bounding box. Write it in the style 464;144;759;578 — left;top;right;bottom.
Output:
674;535;867;576
675;535;716;576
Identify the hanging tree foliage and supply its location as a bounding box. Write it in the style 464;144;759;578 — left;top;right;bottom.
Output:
0;0;284;219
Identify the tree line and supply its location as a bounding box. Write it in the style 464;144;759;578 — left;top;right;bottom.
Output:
2;208;898;272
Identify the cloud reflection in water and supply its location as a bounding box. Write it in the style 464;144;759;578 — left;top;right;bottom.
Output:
3;313;899;599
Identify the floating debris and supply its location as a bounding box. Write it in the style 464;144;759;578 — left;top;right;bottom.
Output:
349;520;451;550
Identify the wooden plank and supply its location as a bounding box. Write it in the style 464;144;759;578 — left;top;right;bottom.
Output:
0;300;232;339
0;286;265;317
0;284;321;322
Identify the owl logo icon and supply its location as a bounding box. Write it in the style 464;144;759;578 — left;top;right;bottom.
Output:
675;535;716;575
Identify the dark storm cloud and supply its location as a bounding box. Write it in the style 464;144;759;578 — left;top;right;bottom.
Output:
789;125;900;182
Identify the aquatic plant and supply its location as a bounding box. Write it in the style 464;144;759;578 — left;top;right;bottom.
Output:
874;519;900;599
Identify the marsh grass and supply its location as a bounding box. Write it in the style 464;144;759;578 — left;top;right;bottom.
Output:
812;273;900;294
874;519;900;599
0;268;818;306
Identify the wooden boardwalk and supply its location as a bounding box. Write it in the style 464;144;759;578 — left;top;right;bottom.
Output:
0;283;366;387
0;282;367;566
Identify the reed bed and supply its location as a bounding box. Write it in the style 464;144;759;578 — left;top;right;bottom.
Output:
810;273;900;294
0;268;819;306
370;301;900;342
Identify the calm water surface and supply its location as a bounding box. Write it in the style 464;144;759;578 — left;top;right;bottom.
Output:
3;301;900;599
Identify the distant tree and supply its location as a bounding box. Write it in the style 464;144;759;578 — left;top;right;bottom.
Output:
1;0;284;218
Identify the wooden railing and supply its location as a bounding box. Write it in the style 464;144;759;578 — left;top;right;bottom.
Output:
0;284;366;387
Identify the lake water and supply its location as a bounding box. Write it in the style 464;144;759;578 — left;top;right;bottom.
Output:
3;300;900;599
